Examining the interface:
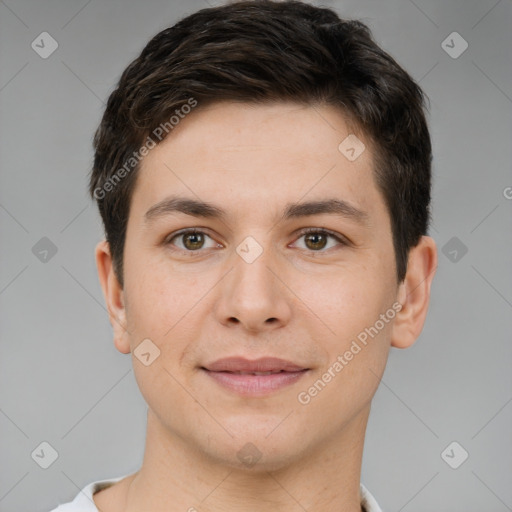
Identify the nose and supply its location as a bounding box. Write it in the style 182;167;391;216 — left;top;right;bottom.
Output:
214;240;292;333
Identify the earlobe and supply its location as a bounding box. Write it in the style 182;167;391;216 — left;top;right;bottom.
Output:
390;236;438;349
95;240;131;354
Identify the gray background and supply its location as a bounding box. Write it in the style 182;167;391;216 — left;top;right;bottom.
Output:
1;0;511;511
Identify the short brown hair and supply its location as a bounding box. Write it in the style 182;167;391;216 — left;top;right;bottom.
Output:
89;0;432;287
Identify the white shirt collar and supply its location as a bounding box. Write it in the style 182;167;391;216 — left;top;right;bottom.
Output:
52;475;383;511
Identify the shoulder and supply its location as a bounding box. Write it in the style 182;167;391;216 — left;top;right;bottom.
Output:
47;475;129;512
360;482;384;512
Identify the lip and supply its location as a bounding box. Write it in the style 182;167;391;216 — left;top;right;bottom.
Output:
202;356;307;373
201;357;309;397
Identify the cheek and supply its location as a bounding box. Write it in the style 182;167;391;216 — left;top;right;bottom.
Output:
125;260;203;339
124;263;210;395
124;269;201;416
295;261;394;395
301;262;391;340
295;274;393;424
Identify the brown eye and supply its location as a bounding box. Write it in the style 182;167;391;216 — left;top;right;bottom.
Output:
166;229;219;252
182;232;205;250
304;232;328;250
293;228;347;252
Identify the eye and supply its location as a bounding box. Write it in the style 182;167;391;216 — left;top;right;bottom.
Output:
165;227;348;254
292;228;347;252
166;229;221;252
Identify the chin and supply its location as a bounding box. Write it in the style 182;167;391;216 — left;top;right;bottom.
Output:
198;427;308;473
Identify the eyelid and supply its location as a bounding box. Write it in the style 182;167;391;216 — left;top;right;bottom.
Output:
293;227;349;246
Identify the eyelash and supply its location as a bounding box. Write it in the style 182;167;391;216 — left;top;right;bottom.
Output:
164;227;348;255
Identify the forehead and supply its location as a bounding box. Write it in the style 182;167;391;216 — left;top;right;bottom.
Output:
130;101;387;228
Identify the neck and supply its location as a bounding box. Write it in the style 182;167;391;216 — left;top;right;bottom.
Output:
122;406;370;512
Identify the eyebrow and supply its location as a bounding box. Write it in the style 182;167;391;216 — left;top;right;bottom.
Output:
144;195;369;225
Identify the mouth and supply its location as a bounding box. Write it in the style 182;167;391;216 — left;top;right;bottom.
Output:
209;370;298;375
200;357;310;396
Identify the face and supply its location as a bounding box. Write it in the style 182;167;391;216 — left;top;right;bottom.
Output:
110;101;404;470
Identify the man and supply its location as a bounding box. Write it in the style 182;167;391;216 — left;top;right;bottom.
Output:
50;1;437;510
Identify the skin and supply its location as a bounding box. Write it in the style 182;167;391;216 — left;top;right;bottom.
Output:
94;101;437;512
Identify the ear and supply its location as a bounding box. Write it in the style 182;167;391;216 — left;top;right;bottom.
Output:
391;236;437;349
95;239;131;354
